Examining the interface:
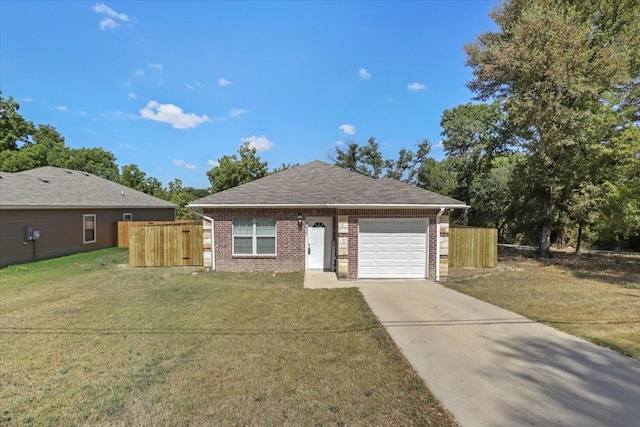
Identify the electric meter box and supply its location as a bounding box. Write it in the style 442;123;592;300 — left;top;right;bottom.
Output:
25;226;40;240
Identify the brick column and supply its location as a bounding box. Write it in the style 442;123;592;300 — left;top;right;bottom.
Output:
439;215;449;280
203;220;213;269
336;215;349;279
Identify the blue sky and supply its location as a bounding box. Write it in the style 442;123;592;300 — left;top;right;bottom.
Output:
1;1;497;188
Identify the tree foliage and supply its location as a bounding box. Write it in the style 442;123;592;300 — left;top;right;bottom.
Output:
465;0;639;255
440;102;510;206
206;143;269;193
330;137;432;184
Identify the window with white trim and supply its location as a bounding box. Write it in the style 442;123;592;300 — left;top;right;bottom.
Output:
233;218;276;255
83;214;96;244
123;213;133;221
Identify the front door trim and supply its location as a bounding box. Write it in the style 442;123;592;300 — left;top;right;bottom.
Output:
305;217;333;270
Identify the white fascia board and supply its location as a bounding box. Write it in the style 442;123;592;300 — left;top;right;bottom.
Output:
1;205;175;209
188;203;470;209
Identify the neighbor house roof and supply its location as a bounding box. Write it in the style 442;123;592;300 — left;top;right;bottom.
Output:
190;160;467;208
0;167;175;209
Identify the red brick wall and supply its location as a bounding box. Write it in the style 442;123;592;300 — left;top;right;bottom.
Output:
206;207;443;279
205;208;333;272
337;209;441;280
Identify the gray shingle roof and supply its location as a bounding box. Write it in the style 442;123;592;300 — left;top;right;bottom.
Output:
190;160;467;208
0;167;175;209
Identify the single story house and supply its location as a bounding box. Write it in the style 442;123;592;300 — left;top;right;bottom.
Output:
189;161;468;280
0;167;175;268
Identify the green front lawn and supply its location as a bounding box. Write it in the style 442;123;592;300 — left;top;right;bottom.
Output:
0;249;456;426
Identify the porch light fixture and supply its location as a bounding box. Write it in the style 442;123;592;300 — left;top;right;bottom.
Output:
297;213;304;224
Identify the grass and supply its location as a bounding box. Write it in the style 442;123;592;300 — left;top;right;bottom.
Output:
447;251;640;360
0;248;456;426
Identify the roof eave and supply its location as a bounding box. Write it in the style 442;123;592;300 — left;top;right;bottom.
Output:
188;203;470;209
1;205;176;210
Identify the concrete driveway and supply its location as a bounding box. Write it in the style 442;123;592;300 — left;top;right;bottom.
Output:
359;281;640;427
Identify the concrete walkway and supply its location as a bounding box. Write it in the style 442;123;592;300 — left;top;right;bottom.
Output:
303;270;356;289
359;281;640;427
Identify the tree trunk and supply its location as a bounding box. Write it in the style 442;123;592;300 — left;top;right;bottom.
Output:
540;186;552;258
575;221;583;254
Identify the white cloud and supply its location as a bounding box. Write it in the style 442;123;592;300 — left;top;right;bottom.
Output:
241;135;273;152
207;159;219;167
119;142;139;151
127;92;136;100
93;3;129;30
339;124;356;135
94;3;128;21
55;105;68;112
218;78;232;86
148;63;163;71
133;68;144;77
99;18;118;30
140;101;211;129
335;140;345;146
436;139;444;149
173;159;197;170
100;110;136;121
407;82;426;91
229;108;248;118
359;68;371;80
22;97;33;102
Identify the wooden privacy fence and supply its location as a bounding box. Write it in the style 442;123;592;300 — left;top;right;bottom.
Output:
118;221;203;267
449;226;498;268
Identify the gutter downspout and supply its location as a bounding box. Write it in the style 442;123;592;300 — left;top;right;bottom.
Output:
435;208;445;282
192;211;215;271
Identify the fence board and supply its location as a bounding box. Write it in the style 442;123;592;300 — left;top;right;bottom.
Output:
450;226;498;268
125;221;203;267
118;221;198;248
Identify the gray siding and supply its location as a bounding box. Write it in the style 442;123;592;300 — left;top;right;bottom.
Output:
0;208;174;268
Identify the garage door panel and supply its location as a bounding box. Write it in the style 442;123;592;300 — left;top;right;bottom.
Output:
358;219;427;279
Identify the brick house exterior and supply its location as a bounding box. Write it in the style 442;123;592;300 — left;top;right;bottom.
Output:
191;161;466;280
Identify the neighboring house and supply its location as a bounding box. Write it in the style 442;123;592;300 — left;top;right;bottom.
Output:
189;161;468;280
0;167;175;268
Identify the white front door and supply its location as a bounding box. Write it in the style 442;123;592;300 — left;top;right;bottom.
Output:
307;221;326;269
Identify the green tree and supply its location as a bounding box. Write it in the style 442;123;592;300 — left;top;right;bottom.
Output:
468;155;519;239
465;0;634;257
440;102;508;207
359;137;385;178
330;141;366;175
60;147;120;181
0;93;34;151
166;179;198;219
416;157;456;197
119;164;164;196
385;140;431;183
271;162;299;174
207;143;268;193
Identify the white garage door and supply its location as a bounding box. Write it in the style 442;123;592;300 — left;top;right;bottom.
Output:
358;219;428;279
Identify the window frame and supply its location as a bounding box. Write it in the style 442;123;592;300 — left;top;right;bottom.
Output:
83;214;97;244
232;218;277;256
122;213;133;221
